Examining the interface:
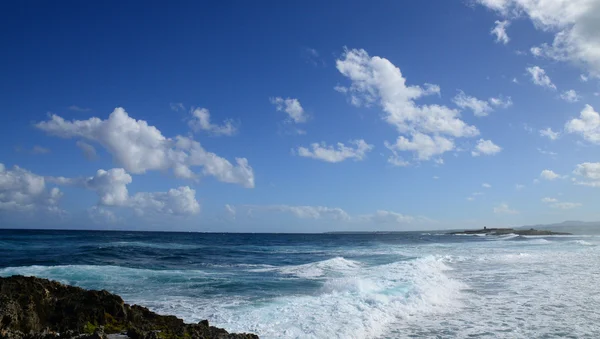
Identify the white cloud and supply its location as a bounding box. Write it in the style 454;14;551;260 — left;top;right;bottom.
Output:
386;153;411;167
491;20;511;44
452;91;493;117
472;139;502;156
539;127;560;140
565;104;600;144
580;74;589;82
489;96;513;108
129;186;200;216
512;77;519;83
385;133;454;161
88;206;119;225
526;66;556;89
482;183;492;188
257;205;351;220
551;202;582;209
303;48;325;66
433;176;440;180
68;105;91;112
494;203;518;214
244;204;427;226
335;48;479;161
76;140;97;160
516;184;525;190
296;139;374;163
541;197;581;209
540;169;560;180
467;197;475;201
572;162;600;187
477;0;600;78
0;163;62;213
51;168;200;216
188;107;238;136
270;97;308;123
170;103;185;112
537;148;558;156
225;204;236;219
361;210;415;224
560;90;581;102
35;107;254;188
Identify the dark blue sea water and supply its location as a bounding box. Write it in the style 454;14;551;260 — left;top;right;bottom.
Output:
1;230;599;338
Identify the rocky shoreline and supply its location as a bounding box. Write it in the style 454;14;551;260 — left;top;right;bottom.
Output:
448;227;571;236
0;276;258;339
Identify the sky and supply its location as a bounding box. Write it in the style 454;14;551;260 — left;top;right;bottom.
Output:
1;0;599;232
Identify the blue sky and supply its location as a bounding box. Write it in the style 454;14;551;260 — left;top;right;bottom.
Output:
1;0;599;232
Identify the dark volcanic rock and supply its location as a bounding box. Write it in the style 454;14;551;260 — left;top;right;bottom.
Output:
0;276;258;339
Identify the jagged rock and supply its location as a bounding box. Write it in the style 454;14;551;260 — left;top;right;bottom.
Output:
0;276;258;339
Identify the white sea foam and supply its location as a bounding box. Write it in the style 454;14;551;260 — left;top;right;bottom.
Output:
146;255;466;339
251;256;361;279
572;240;595;246
4;235;600;338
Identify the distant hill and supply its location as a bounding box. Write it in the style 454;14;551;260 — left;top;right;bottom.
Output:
517;221;600;235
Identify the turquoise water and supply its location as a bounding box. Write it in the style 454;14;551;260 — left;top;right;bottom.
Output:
1;230;599;338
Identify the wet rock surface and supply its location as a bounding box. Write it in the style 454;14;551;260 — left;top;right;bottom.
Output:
0;276;258;339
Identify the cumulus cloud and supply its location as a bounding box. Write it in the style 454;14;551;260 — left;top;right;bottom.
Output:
35;107;254;188
540;169;560;180
453;91;493;117
539;127;560;140
477;0;600;78
270;97;308;123
50;168;200;216
494;203;518;214
385;133;454;161
541;197;558;203
335;48;479;161
572;162;600;187
472;139;502;156
452;91;512;117
188;107;238;136
526;66;556;89
491;20;511;44
0;163;62;213
565;105;600;144
482;183;492;188
296;139;374;163
560;90;581;103
76;141;97;160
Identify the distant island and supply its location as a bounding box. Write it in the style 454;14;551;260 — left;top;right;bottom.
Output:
449;227;571;236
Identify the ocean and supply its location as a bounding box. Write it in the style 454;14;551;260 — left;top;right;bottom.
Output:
1;229;599;338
